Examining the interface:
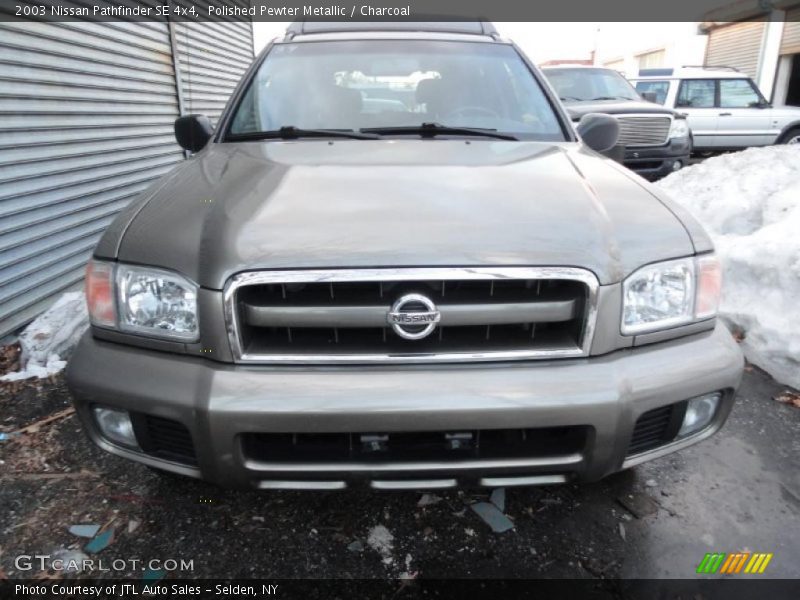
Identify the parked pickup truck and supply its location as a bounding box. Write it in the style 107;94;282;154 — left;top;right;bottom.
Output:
66;21;743;491
542;66;692;180
631;66;800;151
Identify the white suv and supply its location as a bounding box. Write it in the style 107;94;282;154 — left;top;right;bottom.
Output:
631;67;800;151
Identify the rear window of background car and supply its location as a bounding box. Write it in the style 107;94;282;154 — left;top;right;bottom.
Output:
634;80;669;105
677;79;715;108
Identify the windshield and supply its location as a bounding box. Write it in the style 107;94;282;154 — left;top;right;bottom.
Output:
544;68;640;102
227;40;565;141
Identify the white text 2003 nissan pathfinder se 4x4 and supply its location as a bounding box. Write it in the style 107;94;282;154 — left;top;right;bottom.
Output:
66;22;744;490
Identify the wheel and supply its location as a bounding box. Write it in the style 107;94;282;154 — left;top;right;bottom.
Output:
779;127;800;145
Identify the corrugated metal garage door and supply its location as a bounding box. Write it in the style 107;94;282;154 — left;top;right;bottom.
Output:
781;9;800;55
0;16;254;337
174;11;254;124
705;20;767;79
0;21;185;336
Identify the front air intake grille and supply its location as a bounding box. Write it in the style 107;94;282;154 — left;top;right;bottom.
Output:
616;115;671;147
242;427;589;464
627;402;687;456
132;414;197;466
224;268;599;364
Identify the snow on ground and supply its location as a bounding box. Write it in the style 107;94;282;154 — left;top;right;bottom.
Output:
367;525;395;565
1;291;88;382
657;145;800;390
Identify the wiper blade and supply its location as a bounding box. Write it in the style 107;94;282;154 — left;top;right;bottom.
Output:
590;96;634;101
559;96;583;101
361;122;518;141
227;126;380;141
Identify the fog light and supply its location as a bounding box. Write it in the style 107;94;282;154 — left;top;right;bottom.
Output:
93;406;139;449
678;393;720;437
672;160;683;171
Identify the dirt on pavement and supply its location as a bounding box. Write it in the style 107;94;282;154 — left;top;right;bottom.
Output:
1;366;798;585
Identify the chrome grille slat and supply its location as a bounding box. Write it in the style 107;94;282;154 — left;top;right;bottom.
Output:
223;267;599;364
243;299;578;328
616;115;671;147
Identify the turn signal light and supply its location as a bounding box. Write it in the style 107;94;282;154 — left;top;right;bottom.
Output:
86;260;115;327
696;254;721;319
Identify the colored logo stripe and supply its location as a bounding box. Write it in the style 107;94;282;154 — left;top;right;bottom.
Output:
697;553;726;574
744;553;774;574
697;552;773;574
720;553;749;573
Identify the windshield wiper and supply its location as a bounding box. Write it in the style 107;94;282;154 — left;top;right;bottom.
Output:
559;96;583;101
361;122;518;141
227;126;380;141
590;96;635;101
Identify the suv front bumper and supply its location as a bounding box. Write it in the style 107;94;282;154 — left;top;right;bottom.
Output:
66;323;743;490
623;136;692;181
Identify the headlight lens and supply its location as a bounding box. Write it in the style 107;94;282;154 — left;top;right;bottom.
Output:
668;118;690;139
622;258;694;334
622;254;721;335
117;264;198;341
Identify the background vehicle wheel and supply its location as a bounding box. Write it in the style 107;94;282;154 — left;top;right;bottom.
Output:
779;127;800;145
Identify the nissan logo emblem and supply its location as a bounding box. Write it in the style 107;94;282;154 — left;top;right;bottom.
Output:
387;293;441;340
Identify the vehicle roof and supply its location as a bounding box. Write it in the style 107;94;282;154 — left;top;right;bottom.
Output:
284;21;499;39
632;66;749;80
278;31;499;44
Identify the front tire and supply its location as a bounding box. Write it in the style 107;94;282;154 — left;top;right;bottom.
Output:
779;127;800;145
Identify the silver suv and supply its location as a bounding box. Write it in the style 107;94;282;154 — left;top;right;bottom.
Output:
66;22;743;490
632;66;800;150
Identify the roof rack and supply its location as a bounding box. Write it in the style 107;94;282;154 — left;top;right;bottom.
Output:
681;65;742;72
284;21;498;39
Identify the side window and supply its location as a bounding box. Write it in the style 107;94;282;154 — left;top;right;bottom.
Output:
719;79;762;108
634;80;669;105
676;79;715;108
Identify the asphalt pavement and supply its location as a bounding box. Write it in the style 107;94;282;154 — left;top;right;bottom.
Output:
1;365;798;585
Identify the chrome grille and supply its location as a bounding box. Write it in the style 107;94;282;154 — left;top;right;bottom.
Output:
224;268;599;364
616;115;671;147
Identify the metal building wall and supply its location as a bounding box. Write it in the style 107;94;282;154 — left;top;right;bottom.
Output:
173;20;254;124
781;8;800;55
705;21;767;79
0;17;253;337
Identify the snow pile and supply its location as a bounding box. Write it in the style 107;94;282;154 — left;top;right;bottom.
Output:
367;525;395;565
1;291;88;382
657;145;800;389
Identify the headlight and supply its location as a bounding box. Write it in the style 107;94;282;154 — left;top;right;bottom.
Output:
117;264;198;341
85;260;199;341
622;254;720;335
668;118;690;139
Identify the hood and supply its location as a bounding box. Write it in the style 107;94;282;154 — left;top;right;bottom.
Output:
563;99;676;119
103;140;696;288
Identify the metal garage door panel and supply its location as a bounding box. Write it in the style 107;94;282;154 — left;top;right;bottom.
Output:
173;17;254;124
705;20;767;79
0;21;184;336
781;9;800;55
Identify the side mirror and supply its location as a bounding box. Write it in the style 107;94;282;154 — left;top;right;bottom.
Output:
174;115;213;153
576;113;619;153
641;91;658;103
